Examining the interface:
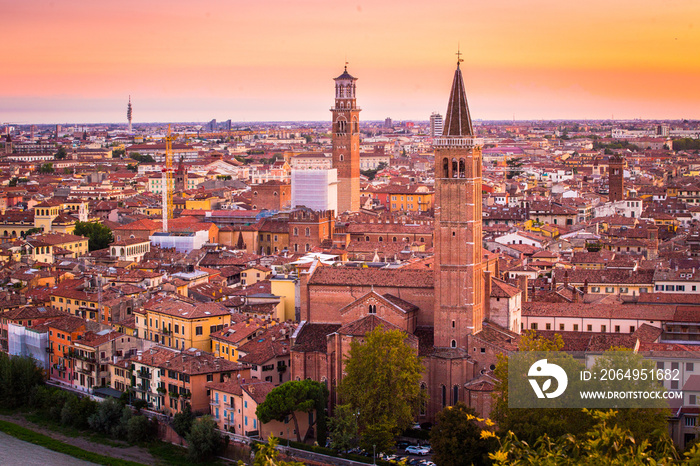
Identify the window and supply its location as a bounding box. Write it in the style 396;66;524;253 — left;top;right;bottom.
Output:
587;325;592;331
688;363;695;372
591;287;600;293
195;326;203;336
691;395;697;405
573;324;579;331
530;323;538;330
672;380;679;390
559;324;565;331
605;287;614;294
601;325;607;332
368;304;376;314
545;323;551;330
657;361;665;370
615;325;620;333
451;340;456;348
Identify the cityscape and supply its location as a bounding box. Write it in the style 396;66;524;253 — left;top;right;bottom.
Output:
3;1;700;465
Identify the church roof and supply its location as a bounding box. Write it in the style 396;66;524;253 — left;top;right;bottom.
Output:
442;63;474;137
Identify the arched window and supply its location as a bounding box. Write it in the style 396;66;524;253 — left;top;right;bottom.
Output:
273;191;278;197
369;304;376;314
365;236;370;241
452;158;458;178
441;385;447;408
392;237;397;242
293;227;298;236
459;158;466;178
453;385;459;405
442;158;449;178
305;227;310;237
378;236;383;242
451;339;456;348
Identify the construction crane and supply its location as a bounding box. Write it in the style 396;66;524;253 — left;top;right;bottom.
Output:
162;125;175;233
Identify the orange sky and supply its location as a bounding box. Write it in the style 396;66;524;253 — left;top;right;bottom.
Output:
2;0;699;123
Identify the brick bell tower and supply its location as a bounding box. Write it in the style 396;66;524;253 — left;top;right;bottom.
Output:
331;65;361;213
433;56;485;349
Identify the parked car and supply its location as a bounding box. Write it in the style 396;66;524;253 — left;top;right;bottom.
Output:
397;441;412;450
405;445;430;456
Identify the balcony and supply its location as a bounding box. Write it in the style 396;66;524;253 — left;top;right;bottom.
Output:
138;369;151;379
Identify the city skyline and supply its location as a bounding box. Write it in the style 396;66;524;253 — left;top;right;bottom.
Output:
3;0;700;124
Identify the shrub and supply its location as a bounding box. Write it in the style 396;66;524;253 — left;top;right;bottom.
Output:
186;416;221;463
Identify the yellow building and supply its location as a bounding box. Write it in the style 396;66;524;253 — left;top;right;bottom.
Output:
135;296;231;351
387;186;433;212
270;275;296;321
26;232;89;263
211;316;269;363
33;200;89;234
185;196;218;211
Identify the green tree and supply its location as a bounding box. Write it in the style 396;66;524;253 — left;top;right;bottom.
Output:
491;332;594;445
38;163;54;174
186;415;222;463
256;379;328;443
339;326;425;453
73;221;113;251
244;436;304;466
127;415;155;444
0;354;45;409
430;403;496;466
327;403;359;453
112;148;126;158
54;146;67;160
173;404;195;438
490;410;681;466
87;397;124;436
506;157;523;179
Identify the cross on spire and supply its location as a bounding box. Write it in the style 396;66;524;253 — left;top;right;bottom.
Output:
456;45;464;66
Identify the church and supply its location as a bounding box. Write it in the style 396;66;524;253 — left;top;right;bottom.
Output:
290;60;524;422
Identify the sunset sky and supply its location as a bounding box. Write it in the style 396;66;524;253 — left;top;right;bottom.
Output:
2;0;699;124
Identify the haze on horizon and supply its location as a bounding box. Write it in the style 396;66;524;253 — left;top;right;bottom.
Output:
2;0;699;125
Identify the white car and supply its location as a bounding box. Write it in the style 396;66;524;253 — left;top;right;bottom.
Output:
405;445;430;456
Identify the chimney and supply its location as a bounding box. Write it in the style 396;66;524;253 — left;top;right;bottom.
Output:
518;275;528;303
564;270;569;288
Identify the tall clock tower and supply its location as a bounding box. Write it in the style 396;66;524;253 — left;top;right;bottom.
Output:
433;59;485;349
331;66;361;213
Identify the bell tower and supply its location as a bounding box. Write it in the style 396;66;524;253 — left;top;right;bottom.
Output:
433;57;485;348
331;65;361;213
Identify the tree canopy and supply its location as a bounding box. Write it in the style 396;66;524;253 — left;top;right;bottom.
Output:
430;403;496;466
73;221;114;251
492;332;672;448
256;379;328;443
490;409;686;466
54;146;67;160
339;326;424;453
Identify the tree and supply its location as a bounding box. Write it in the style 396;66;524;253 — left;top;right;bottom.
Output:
173;404;195;438
256;379;328;443
127;415;156;444
112;148;126;158
506;157;523;179
186;416;222;463
327;404;359;453
88;397;124;436
491;332;594;445
73;221;113;251
244;436;304;466
489;410;681;466
430;403;496;466
339;326;425;453
38;163;54;174
54;146;67;160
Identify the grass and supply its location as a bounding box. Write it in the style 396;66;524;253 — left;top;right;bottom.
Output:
0;419;146;466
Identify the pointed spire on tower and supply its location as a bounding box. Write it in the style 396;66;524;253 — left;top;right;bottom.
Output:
442;48;474;138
